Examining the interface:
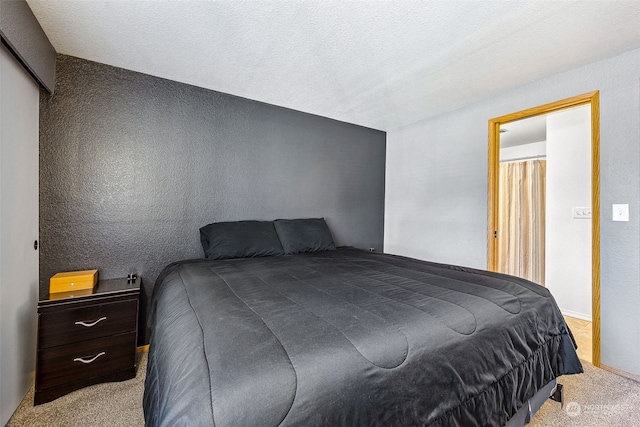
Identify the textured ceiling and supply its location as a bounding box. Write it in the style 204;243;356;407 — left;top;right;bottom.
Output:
27;0;640;131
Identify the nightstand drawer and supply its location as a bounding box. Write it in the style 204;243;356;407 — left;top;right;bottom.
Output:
38;298;137;349
36;332;136;391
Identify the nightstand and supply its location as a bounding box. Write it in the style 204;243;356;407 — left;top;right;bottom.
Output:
35;277;140;405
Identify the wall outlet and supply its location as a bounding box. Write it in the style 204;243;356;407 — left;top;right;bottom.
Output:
612;204;629;222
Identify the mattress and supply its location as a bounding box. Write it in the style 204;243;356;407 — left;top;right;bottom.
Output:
143;248;582;426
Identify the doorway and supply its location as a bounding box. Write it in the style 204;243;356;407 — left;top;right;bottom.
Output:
487;91;600;366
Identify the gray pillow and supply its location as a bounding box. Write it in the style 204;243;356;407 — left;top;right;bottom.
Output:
199;220;284;259
273;218;336;254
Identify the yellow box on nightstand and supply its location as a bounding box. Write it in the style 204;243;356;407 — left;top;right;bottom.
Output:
49;270;98;294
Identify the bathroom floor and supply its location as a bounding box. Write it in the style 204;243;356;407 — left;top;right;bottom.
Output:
564;315;592;363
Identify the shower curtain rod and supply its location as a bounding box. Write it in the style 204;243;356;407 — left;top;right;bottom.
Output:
500;154;546;163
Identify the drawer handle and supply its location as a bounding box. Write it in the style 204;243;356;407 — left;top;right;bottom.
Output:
73;352;106;364
75;317;107;327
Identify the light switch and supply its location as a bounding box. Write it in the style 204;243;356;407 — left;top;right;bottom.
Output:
612;204;629;222
572;207;592;219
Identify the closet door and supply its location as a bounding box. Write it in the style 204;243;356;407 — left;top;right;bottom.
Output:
0;44;40;425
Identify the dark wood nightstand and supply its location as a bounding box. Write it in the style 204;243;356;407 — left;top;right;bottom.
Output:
35;277;140;405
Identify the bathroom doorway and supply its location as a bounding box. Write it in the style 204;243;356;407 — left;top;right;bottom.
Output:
487;91;600;366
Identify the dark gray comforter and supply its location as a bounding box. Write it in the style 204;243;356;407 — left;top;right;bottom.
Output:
143;248;582;426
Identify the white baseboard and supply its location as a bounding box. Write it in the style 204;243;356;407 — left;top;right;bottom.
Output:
560;308;592;322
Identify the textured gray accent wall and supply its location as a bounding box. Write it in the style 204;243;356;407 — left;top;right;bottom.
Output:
40;55;386;343
0;0;56;92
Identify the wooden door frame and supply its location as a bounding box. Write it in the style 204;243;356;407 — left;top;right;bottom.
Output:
487;91;601;366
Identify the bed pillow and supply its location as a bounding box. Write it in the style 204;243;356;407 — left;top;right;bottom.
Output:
273;218;336;254
199;220;284;259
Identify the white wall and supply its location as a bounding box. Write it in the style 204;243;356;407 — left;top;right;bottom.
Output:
545;106;592;321
500;140;546;162
0;45;40;425
385;47;640;376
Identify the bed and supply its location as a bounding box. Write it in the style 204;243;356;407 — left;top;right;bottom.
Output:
143;219;582;426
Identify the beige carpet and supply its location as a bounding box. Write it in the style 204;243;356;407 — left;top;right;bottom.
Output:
7;353;640;426
7;352;147;427
530;362;640;426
